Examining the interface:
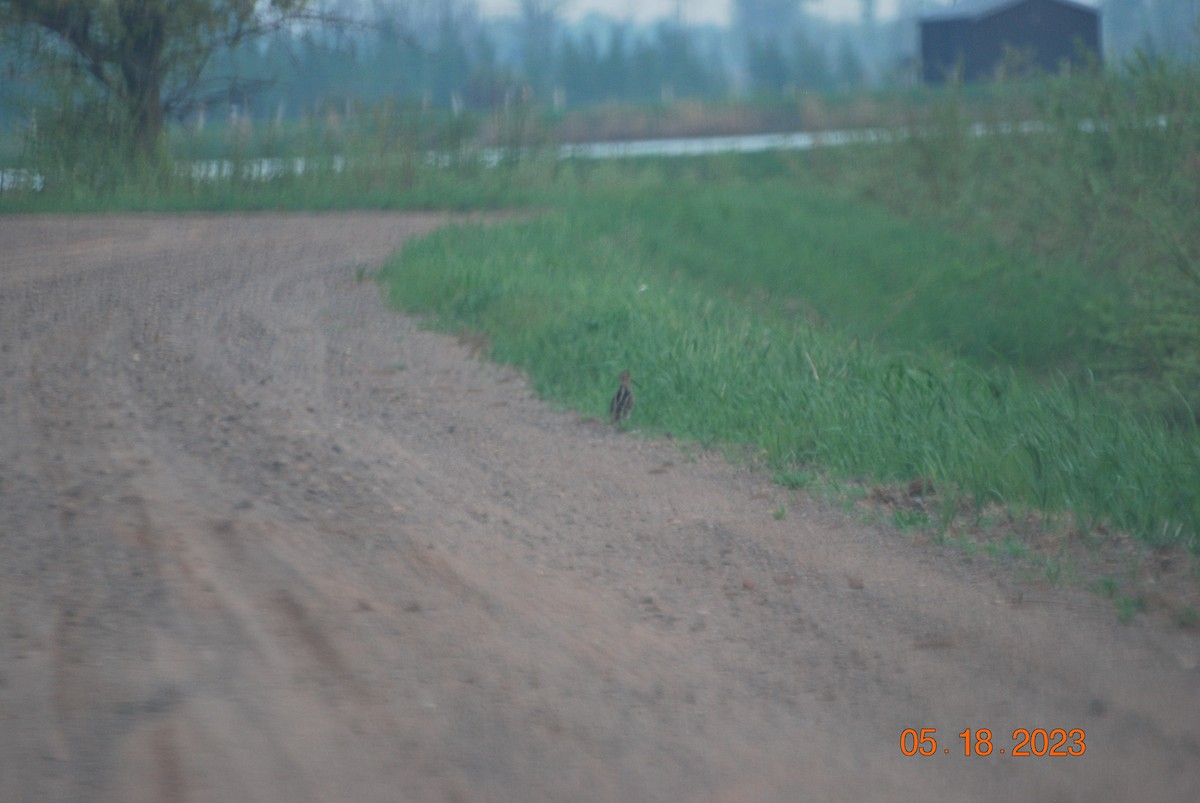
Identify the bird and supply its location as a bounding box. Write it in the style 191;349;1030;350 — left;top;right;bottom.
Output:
609;370;634;423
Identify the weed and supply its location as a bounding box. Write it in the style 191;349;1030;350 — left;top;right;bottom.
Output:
774;470;813;489
892;507;930;531
986;536;1030;560
1043;556;1062;584
1116;595;1146;624
954;534;979;555
1092;577;1119;599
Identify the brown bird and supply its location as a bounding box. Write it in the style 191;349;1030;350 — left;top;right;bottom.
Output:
609;370;634;423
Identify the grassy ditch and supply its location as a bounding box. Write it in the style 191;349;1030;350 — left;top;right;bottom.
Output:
378;176;1200;561
803;58;1200;425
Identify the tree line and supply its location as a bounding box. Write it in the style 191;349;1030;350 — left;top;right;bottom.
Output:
218;1;876;121
2;0;1198;161
0;0;919;156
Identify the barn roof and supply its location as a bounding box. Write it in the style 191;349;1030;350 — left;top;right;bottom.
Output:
920;0;1099;23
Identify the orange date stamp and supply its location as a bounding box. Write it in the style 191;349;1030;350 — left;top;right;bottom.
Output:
900;728;1086;757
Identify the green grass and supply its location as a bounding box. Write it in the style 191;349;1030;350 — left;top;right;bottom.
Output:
804;58;1200;424
1116;594;1147;624
378;176;1200;553
578;165;1107;375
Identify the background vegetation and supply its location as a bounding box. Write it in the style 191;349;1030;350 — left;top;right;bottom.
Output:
5;0;1199;137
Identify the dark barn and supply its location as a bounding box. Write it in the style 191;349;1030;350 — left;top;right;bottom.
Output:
920;0;1102;84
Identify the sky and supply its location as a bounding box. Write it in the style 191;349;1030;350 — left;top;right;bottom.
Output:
476;0;901;26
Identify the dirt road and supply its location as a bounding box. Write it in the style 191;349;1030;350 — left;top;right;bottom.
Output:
1;213;1197;802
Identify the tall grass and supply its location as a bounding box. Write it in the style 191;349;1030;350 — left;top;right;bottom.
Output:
0;97;558;213
805;57;1200;424
379;181;1200;552
591;168;1107;374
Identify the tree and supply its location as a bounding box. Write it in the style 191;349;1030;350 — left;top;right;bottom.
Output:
734;0;808;93
519;0;568;97
1;0;317;158
557;31;598;105
835;35;866;90
734;0;804;46
432;8;471;108
600;25;631;100
746;36;789;94
792;27;833;92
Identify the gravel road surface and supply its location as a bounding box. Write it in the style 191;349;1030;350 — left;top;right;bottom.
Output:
1;213;1197;802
